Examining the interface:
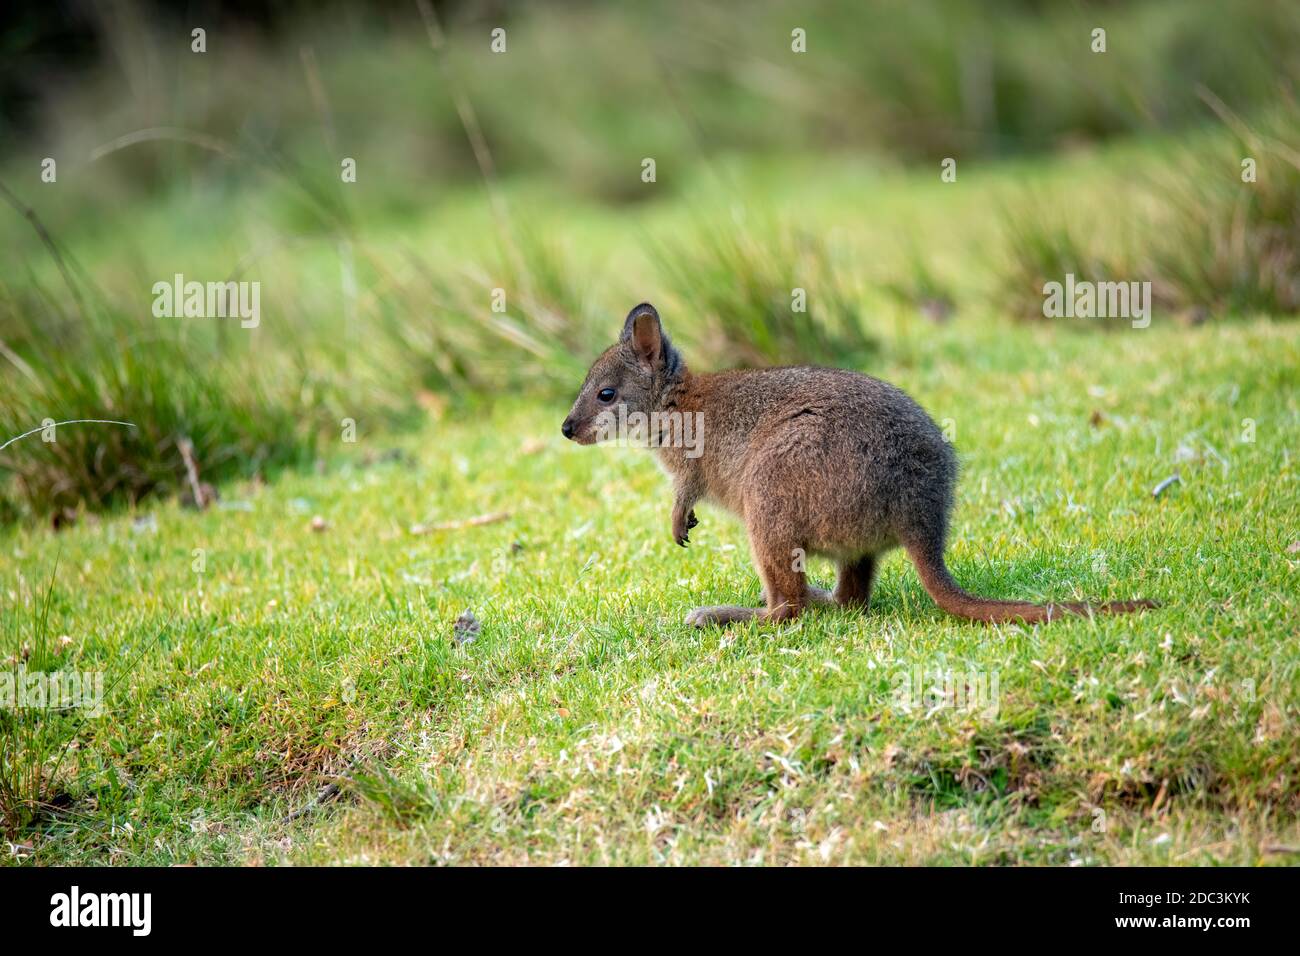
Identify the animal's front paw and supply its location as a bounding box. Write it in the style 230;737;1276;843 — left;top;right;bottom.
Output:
672;509;699;547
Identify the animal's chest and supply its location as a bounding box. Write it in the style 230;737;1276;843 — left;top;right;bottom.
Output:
656;438;748;515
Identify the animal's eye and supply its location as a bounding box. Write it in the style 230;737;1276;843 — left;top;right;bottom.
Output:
597;387;617;403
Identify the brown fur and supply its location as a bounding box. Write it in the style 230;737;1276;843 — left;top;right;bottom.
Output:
562;303;1158;627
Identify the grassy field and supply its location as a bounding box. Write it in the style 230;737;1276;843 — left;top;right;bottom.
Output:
2;0;1299;866
4;143;1298;863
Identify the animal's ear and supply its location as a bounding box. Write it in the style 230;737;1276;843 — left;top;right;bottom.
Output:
620;302;663;367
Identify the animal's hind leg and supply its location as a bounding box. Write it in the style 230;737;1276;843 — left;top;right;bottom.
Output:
751;529;807;624
761;584;834;605
686;528;807;627
834;554;878;610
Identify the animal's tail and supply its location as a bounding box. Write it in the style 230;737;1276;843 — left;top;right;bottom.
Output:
905;540;1158;624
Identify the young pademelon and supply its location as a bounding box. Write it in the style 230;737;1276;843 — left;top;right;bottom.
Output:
562;303;1157;626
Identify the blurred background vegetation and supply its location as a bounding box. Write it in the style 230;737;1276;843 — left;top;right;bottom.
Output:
1;0;1298;520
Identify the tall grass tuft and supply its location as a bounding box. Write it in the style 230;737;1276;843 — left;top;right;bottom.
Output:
0;330;323;519
996;96;1300;324
653;217;874;368
881;250;956;323
0;564;91;836
1;562;165;839
1148;100;1300;317
363;230;595;402
471;228;594;387
995;205;1134;323
0;566;62;836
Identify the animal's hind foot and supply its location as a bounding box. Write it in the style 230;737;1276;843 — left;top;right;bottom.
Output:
685;604;761;627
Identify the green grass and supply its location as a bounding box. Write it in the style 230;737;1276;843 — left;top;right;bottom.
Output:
2;7;1298;861
3;287;1296;863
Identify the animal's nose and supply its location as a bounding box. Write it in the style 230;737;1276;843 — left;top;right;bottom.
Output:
562;418;575;439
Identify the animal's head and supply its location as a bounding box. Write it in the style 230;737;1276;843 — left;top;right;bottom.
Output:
562;302;685;444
